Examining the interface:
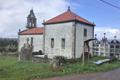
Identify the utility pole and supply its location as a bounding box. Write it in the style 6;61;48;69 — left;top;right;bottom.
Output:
82;43;85;66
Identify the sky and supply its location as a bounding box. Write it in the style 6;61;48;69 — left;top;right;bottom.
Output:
0;0;120;40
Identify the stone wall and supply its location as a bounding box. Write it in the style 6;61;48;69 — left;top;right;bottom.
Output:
19;34;43;52
45;22;74;59
75;23;94;58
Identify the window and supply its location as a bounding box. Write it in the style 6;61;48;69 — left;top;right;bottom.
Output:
31;37;33;46
116;45;119;48
96;48;99;51
110;49;114;52
96;52;98;55
61;38;65;49
84;28;87;37
96;44;99;47
51;38;54;48
110;45;114;48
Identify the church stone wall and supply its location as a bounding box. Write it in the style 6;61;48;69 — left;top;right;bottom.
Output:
75;23;94;58
18;35;43;52
45;22;74;59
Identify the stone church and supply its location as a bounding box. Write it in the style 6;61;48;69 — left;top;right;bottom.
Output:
18;7;95;59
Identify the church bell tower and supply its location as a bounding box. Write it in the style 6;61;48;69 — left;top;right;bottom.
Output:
26;9;37;29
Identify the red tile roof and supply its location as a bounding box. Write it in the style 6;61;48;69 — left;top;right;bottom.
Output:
19;27;44;35
44;10;95;26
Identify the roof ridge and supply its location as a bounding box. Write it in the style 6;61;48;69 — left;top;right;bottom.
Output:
19;27;44;35
70;11;94;24
46;11;68;22
44;10;95;26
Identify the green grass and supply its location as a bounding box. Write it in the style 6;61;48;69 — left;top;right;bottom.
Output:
0;56;120;80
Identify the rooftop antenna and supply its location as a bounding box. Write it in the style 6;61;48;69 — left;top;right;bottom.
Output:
30;6;34;14
95;34;97;38
19;29;21;32
104;33;106;38
114;35;117;40
67;6;71;11
43;19;45;23
30;8;33;12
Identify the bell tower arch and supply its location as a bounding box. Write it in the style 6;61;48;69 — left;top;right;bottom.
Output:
26;9;37;29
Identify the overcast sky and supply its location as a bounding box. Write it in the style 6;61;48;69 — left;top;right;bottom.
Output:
0;0;120;40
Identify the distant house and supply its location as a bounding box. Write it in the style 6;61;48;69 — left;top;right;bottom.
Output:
93;34;120;58
93;33;110;57
18;7;95;59
110;36;120;57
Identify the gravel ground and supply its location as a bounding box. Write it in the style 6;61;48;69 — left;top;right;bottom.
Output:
39;68;120;80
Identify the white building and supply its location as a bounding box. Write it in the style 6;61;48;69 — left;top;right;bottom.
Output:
110;36;120;58
93;33;110;57
18;27;44;52
93;34;120;58
18;8;95;59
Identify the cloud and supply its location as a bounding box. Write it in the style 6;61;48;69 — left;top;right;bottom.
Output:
1;0;119;40
95;27;120;40
0;0;69;38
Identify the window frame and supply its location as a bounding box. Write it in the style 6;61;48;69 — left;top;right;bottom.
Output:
84;28;87;37
51;38;54;48
61;38;65;49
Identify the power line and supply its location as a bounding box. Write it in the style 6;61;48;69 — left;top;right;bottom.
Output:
99;0;120;10
115;0;120;3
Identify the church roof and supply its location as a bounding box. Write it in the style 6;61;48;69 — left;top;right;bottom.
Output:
44;9;95;26
19;27;44;35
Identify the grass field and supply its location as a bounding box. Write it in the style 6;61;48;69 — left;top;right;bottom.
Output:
0;56;120;80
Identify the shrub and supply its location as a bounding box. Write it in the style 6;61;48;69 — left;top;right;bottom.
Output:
53;56;67;66
50;56;67;71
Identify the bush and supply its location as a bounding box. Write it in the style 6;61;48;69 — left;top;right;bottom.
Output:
50;56;67;71
53;56;67;66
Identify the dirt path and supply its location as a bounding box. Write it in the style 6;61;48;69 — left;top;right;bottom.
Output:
39;68;120;80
